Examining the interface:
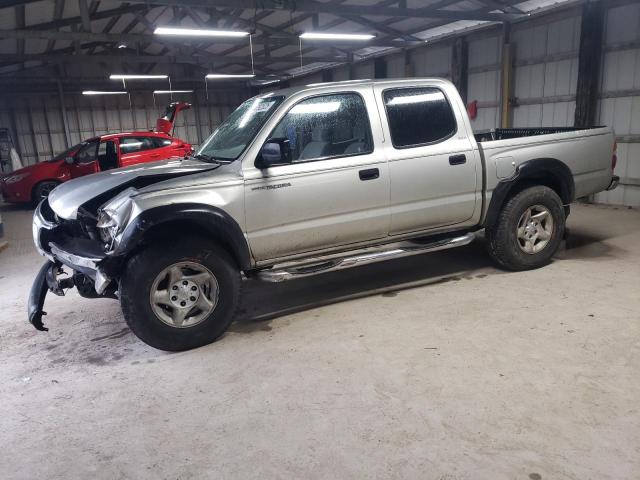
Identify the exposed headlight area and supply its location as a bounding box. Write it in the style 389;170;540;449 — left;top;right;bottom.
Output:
4;172;30;184
96;188;136;251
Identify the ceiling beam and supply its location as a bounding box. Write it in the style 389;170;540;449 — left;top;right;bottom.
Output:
78;0;93;32
0;52;345;67
116;0;513;21
0;0;514;21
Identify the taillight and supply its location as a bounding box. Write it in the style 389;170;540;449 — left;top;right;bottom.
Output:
612;140;617;170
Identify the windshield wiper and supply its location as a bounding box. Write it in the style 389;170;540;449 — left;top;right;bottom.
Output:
191;153;219;164
191;153;233;164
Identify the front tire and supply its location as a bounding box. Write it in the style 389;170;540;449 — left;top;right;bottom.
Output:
120;239;241;351
32;180;59;204
485;185;565;271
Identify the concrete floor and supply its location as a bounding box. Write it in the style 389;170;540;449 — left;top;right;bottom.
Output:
0;203;638;480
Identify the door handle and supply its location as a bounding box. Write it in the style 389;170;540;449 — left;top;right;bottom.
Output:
359;168;379;181
449;154;466;165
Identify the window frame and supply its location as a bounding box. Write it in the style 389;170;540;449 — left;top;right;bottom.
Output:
381;86;458;150
265;90;375;166
74;140;99;164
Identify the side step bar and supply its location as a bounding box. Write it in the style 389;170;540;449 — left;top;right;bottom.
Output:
256;232;475;282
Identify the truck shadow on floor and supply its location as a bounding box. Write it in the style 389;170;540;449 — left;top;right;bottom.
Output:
230;229;620;334
230;240;499;332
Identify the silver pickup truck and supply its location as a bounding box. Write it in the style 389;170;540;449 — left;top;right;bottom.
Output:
29;78;619;351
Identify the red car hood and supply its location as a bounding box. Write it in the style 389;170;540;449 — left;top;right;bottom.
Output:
1;160;64;180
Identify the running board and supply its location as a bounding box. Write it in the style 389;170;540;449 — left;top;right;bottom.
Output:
256;232;475;282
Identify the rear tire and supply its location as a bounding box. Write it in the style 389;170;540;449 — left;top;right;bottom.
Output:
120;239;241;351
485;185;565;271
32;180;59;204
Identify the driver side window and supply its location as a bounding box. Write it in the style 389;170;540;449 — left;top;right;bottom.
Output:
75;141;98;164
270;93;373;163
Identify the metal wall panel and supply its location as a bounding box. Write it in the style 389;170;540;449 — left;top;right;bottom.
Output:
593;2;640;206
467;34;502;131
386;54;406;78
512;14;581;128
409;45;451;77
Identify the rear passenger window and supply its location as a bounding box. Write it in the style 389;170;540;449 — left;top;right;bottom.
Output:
383;87;457;148
270;93;373;162
119;137;154;154
151;137;173;148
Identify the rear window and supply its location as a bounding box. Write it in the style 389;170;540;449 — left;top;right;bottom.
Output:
383;87;457;148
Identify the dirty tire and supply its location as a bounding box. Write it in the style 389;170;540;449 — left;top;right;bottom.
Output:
485;185;565;271
120;239;241;351
32;180;59;204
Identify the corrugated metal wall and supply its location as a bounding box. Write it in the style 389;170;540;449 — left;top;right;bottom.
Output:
0;89;246;167
594;2;640;206
467;32;502;131
511;12;580;128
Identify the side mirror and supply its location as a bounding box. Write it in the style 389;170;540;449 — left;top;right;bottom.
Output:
64;156;75;165
256;138;292;169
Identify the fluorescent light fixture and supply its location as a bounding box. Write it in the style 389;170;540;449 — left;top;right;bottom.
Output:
82;90;128;95
154;26;249;37
153;90;193;94
205;74;255;79
110;74;168;80
299;32;375;41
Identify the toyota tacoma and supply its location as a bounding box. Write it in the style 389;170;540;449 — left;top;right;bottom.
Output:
29;79;619;351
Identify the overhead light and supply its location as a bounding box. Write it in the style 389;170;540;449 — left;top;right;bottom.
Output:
153;90;193;94
205;74;255;79
299;32;375;41
154;26;249;37
110;74;168;80
82;91;128;95
117;43;127;49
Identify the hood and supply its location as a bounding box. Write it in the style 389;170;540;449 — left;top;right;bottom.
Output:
156;102;191;135
48;158;219;219
2;160;62;180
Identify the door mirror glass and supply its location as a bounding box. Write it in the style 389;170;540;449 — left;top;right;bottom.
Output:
64;156;75;164
256;138;292;168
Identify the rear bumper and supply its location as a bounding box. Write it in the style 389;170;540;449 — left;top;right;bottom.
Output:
606;175;620;191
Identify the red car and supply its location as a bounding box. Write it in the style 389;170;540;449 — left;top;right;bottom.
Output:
1;102;192;204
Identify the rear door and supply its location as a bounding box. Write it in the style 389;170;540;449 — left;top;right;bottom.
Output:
373;85;479;235
119;136;158;166
243;90;390;262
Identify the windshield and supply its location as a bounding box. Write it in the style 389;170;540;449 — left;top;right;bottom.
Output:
196;95;285;161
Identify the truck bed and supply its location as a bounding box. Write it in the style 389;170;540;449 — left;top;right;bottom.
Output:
474;126;605;143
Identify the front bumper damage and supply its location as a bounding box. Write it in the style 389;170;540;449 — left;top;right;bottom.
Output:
28;261;74;331
606;175;620;191
28;200;115;331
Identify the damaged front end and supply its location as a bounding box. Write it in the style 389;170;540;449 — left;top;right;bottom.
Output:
29;198;122;331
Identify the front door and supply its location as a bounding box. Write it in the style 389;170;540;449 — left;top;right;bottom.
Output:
69;140;99;178
244;91;390;262
373;85;479;235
